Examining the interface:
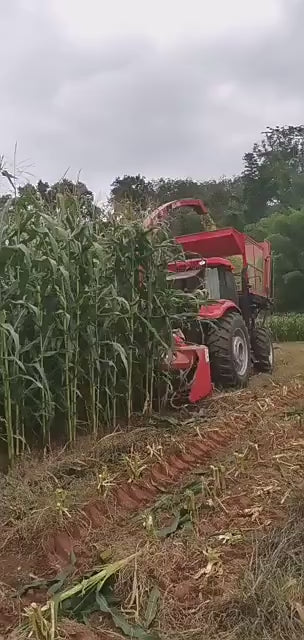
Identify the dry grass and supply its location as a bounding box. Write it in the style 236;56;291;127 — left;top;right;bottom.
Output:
0;425;171;545
210;496;304;640
2;368;304;638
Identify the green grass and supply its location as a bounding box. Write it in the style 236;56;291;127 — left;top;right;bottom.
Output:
270;313;304;342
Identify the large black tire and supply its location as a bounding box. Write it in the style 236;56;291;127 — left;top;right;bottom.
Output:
206;312;251;388
252;327;274;373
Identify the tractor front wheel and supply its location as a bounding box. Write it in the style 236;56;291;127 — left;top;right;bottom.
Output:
252;327;274;373
206;312;251;388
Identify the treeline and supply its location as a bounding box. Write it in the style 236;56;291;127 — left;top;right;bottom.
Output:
1;126;304;310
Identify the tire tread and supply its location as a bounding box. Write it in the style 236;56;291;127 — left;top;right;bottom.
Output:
252;327;273;372
206;312;250;387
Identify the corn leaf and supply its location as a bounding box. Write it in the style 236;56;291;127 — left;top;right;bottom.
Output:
145;586;160;628
95;591;160;639
157;508;191;538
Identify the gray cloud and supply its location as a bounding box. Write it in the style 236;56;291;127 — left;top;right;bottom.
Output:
1;0;303;196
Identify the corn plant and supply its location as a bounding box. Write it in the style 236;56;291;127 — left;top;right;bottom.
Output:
125;447;148;482
270;313;304;341
96;466;117;497
0;190;203;463
22;554;136;640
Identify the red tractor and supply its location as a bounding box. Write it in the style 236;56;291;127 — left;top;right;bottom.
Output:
144;199;273;400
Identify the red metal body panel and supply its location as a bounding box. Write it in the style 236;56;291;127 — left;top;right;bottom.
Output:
168;258;204;272
188;346;212;402
175;228;247;264
206;257;233;270
167;334;212;402
175;228;272;298
167;257;233;272
198;300;240;320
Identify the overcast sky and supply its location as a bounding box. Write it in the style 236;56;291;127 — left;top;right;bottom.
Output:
1;0;303;198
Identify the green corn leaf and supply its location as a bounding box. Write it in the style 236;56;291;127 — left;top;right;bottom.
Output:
0;322;20;354
40;212;69;241
0;244;31;268
145;586;161;628
32;361;51;389
47;234;59;261
157;509;191;538
18;578;50;597
95;591;160;639
100;341;128;374
8;357;26;372
19;375;44;390
137;315;169;349
59;266;71;290
14;301;40;319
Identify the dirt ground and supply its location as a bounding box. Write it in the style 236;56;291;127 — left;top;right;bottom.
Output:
253;341;304;385
1;342;304;639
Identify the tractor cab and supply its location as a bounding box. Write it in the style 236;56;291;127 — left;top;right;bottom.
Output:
167;257;238;305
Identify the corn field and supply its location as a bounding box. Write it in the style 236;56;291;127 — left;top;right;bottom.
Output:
269;314;304;342
0;191;200;464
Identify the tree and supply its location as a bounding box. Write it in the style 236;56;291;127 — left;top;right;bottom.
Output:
246;207;304;311
110;175;245;232
110;174;154;212
195;178;245;229
16;179;98;220
153;177;204;204
153;177;244;228
243;126;304;223
0;194;10;208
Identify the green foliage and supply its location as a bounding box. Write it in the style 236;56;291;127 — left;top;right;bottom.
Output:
18;178;98;219
3;124;304;314
111;175;244;231
0;190;202;462
270;314;304;342
145;586;160;629
246;207;304;310
153;176;244;228
243;125;304;223
21;554;160;640
111;174;154;212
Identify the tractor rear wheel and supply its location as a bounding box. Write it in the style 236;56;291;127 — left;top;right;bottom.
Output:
206;311;251;388
252;327;274;372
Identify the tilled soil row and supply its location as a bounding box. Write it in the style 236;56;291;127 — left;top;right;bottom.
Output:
1;382;303;636
0;426;239;635
48;381;304;569
49;427;235;567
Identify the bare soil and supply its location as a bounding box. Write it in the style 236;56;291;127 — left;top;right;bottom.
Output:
252;341;304;385
1;342;304;639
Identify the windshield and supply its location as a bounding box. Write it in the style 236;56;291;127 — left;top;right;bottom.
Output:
206;268;220;299
167;267;221;299
167;267;206;293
